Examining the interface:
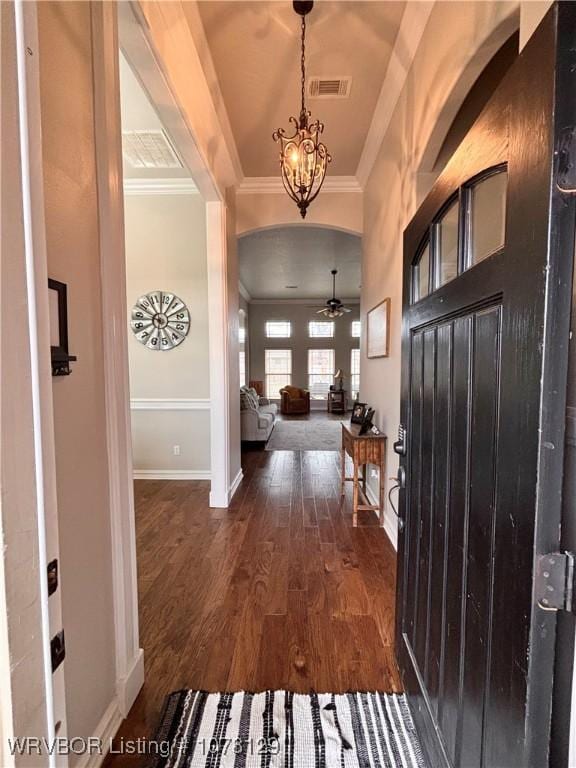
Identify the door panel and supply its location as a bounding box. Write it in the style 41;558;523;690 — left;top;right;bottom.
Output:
396;5;576;767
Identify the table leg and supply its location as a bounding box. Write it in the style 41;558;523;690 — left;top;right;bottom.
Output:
340;447;345;497
353;461;359;527
379;454;386;527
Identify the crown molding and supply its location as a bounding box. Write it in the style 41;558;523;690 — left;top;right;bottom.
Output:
236;175;362;195
249;297;360;306
356;2;434;188
239;282;252;303
123;177;199;195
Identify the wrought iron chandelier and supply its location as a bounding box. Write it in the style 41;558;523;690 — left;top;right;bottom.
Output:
273;1;331;219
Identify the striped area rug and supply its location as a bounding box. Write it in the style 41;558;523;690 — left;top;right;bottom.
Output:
149;690;426;768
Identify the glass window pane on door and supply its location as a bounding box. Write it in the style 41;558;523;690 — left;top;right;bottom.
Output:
436;200;459;287
469;171;507;265
413;243;430;302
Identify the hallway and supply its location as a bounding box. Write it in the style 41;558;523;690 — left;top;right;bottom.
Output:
106;449;399;763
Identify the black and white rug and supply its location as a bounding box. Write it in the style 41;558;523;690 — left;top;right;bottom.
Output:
149;690;425;767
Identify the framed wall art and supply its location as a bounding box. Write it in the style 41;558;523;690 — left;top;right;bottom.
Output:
367;298;390;358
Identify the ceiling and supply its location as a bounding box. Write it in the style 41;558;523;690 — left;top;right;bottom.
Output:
119;52;190;180
197;1;406;177
239;226;361;300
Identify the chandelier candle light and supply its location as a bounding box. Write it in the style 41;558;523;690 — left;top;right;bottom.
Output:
273;1;331;219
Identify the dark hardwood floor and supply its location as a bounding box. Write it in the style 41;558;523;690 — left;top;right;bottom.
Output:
105;447;400;765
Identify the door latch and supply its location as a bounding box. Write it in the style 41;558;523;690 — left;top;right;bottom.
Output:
536;552;576;613
393;424;407;456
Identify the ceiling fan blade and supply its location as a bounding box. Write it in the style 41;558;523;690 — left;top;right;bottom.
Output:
342;307;353;313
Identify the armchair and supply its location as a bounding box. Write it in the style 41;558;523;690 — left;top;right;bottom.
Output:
280;386;311;415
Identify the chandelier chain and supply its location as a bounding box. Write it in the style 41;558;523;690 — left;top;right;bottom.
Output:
300;14;306;117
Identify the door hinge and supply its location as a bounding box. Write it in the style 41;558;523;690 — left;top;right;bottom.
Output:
536;552;576;612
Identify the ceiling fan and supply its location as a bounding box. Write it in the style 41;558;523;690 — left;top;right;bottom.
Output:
314;269;352;318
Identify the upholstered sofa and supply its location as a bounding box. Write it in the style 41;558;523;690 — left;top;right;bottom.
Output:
240;386;278;442
280;386;311;415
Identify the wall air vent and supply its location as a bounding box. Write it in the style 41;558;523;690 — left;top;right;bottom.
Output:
307;77;352;99
122;129;183;169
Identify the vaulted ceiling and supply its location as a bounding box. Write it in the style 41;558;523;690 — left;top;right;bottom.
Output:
239;226;361;300
197;1;406;178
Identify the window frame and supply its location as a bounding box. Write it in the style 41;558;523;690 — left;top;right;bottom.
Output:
308;321;335;339
264;348;292;398
411;163;507;305
307;348;335;400
351;320;361;338
350;348;360;399
239;350;246;388
265;320;292;339
462;164;508;270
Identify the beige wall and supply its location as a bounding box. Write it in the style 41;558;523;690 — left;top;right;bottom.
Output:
248;303;360;404
125;193;211;475
236;191;362;237
37;0;116;754
361;0;518;546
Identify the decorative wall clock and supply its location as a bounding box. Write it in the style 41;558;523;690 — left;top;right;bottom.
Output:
130;291;190;351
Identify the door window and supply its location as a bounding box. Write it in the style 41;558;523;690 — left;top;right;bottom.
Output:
467;170;507;265
435;199;459;288
411;166;507;304
413;242;430;302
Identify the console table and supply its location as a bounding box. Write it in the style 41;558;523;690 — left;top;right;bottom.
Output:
328;389;346;414
340;422;387;526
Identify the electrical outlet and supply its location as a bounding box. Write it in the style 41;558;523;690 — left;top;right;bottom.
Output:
173;445;180;456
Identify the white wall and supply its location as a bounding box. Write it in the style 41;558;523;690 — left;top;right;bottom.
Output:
1;5;48;759
125;193;211;477
361;0;519;547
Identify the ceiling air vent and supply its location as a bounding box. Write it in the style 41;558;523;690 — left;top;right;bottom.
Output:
122;129;183;169
307;76;352;99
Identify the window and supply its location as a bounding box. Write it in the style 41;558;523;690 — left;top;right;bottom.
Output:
239;350;246;387
351;320;361;338
413;242;430;303
351;349;360;399
467;170;507;265
308;321;334;338
265;349;292;397
308;349;335;399
239;327;246;344
265;321;291;338
435;200;459;288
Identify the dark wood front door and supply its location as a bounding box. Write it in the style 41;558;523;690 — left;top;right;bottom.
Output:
396;6;576;767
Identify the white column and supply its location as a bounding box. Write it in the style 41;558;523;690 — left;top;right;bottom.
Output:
91;2;143;716
206;201;231;508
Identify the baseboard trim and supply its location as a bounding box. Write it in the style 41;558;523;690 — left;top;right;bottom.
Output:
365;482;398;550
117;648;144;716
133;469;211;480
228;469;244;501
75;698;123;768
